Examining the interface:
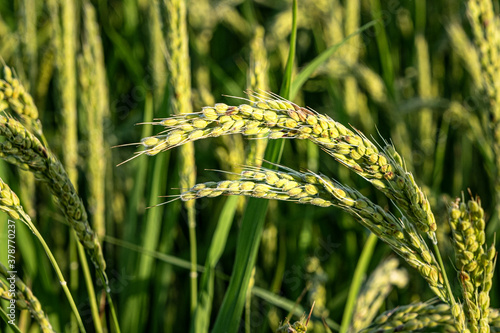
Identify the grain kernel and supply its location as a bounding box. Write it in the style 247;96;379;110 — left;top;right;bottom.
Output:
282;181;299;191
217;180;232;189
161;118;180;126
284;118;298;128
255;102;270;109
202;107;219;120
265;171;280;185
266;100;280;109
177;122;194;131
231;119;245;132
254;184;271;192
193;119;208;128
269;131;284;139
215;103;228;114
244;127;260;135
239;104;253;115
304;184;318;195
166;131;184;146
240;181;255;191
264;110;278;123
141;136;160;147
287;187;303;196
188;130;204;140
252;108;264;120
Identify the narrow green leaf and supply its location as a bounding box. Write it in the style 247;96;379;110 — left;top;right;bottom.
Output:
280;0;298;99
339;233;377;333
212;1;297;331
191;196;239;333
290;20;378;100
0;307;22;333
121;95;170;331
369;0;394;95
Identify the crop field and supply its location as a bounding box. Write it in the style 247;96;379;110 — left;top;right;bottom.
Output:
0;0;499;332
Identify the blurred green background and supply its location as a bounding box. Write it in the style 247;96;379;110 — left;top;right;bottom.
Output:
0;0;499;332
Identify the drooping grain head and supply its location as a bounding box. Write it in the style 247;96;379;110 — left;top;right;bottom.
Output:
0;65;42;136
448;196;497;332
0;114;106;276
177;165;448;301
365;302;458;332
0;262;55;332
138;95;437;243
351;258;408;332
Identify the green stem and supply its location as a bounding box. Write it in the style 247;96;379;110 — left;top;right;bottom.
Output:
0;306;22;333
245;284;251;333
76;240;102;333
212;2;297;330
188;207;198;313
69;231;78;333
106;292;121;333
369;0;394;96
433;242;456;305
280;0;297;98
339;232;377;333
18;211;86;332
